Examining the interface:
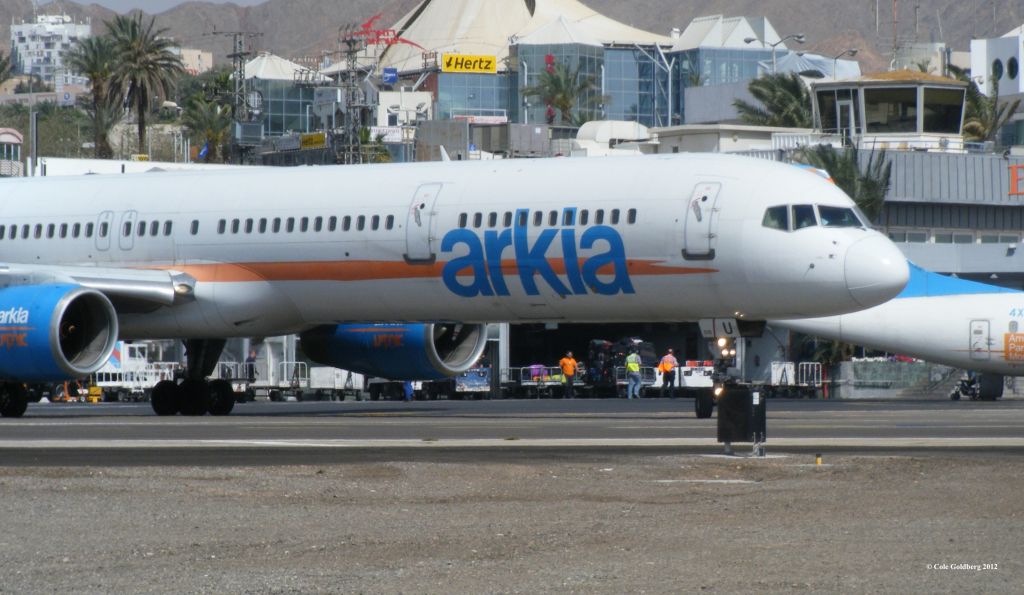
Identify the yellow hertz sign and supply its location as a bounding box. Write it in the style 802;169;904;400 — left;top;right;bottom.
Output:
300;132;327;150
441;53;497;74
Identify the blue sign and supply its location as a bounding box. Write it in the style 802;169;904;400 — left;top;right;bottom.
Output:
382;68;399;84
441;208;634;298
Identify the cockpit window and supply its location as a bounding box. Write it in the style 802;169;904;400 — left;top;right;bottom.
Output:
792;204;818;230
762;206;789;231
818;205;863;228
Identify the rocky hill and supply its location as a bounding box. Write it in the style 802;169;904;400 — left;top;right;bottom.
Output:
1;0;1016;73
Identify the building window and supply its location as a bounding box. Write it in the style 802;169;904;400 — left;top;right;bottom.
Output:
993;58;1005;81
1010;57;1020;80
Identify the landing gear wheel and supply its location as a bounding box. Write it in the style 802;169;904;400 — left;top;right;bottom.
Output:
151;380;180;416
208;379;236;416
695;391;714;419
0;383;29;418
177;379;210;416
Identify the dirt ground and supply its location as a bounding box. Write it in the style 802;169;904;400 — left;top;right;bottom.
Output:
0;452;1020;593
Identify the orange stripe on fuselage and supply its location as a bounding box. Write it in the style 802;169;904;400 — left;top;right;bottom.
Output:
163;259;718;283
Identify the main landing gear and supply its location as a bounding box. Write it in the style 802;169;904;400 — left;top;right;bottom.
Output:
0;383;30;418
150;339;236;416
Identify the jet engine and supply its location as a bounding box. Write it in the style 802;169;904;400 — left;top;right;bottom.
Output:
0;284;119;381
300;323;489;380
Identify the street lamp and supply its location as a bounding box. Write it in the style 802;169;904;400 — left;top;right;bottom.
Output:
745;33;806;74
831;49;858;79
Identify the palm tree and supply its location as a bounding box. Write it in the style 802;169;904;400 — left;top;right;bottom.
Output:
65;36;117;158
182;97;231;162
522;63;602;125
798;145;892;223
964;78;1020;143
107;13;184;152
734;72;813;128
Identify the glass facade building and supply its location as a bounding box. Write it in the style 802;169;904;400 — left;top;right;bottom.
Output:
250;79;317;137
603;48;671;127
435;73;514;121
671;48;772;122
511;43;604;125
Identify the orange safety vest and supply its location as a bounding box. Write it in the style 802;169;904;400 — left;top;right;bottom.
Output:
559;357;577;376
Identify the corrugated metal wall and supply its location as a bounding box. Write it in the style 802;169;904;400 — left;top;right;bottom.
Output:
861;151;1024;205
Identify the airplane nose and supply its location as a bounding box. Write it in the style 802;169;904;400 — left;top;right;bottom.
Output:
845;234;909;308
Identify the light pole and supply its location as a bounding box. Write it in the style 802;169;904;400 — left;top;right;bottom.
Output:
831;49;858;79
745;33;806;74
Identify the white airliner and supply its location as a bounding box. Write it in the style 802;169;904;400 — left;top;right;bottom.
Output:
773;262;1023;399
0;154;908;417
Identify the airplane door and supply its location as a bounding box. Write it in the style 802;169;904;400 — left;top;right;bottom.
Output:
404;183;441;263
95;210;113;251
683;182;721;260
118;210;138;251
970;320;991;361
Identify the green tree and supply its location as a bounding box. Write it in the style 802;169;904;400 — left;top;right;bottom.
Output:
107;13;184;153
182;97;231;162
65;36;117;158
798;145;892;223
734;72;813;128
0;51;11;85
522;63;602;126
176;65;234;108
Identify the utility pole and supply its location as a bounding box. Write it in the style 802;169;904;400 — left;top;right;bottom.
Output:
336;24;368;165
204;30;262;121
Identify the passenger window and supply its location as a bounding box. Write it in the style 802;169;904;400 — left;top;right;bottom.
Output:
163;221;172;236
0;227;5;240
610;209;620;225
504;212;513;227
627;209;637;224
47;223;55;238
245;219;253;234
580;210;589;226
59;223;68;238
273;218;281;233
371;215;380;230
357;215;366;231
342;216;351;231
473;213;482;228
9;225;16;239
595;210;605;225
761;206;789;231
231;219;240;234
34;224;41;239
300;217;309;232
21;224;29;239
792;205;818;230
459;213;468;228
87;223;95;238
533;211;543;227
217;220;226;234
150;221;159;237
73;223;81;238
549;210;557;226
259;218;267;233
286;217;295;233
563;210;574;226
190;220;199;235
385;215;394;230
137;221;146;237
314;216;323;232
328;216;337;232
488;212;497;228
99;222;108;238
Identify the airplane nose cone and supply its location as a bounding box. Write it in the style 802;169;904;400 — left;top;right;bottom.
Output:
845;235;909;308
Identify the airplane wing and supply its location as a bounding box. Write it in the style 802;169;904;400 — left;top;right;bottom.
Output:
0;263;196;313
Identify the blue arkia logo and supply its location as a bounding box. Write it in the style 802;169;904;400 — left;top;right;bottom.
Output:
441;208;634;297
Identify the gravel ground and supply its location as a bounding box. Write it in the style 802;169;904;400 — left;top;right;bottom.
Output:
0;452;1020;594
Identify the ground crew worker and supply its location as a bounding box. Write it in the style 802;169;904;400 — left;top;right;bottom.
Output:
660;348;679;398
625;350;642;399
559;351;578;399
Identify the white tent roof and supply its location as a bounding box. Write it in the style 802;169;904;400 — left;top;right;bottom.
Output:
672;14;785;52
244;52;328;82
379;0;669;73
765;52;861;80
518;15;603;47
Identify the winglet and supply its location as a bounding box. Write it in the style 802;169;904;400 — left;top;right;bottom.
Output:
439;145;451;162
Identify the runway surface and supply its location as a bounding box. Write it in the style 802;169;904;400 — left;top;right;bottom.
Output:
2;397;1023;465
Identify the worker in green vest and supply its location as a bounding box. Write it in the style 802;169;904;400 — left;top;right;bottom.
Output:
625;350;642;399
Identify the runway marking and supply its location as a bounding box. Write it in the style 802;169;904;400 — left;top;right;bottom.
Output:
2;437;1024;449
651;479;759;484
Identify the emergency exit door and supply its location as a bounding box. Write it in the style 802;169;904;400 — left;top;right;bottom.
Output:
404;183;441;263
970;320;991;361
683;182;721;260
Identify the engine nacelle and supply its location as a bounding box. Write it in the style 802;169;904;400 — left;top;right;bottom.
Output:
300;323;489;380
0;284;119;381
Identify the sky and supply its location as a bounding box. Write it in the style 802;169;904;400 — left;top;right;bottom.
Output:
41;0;267;14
